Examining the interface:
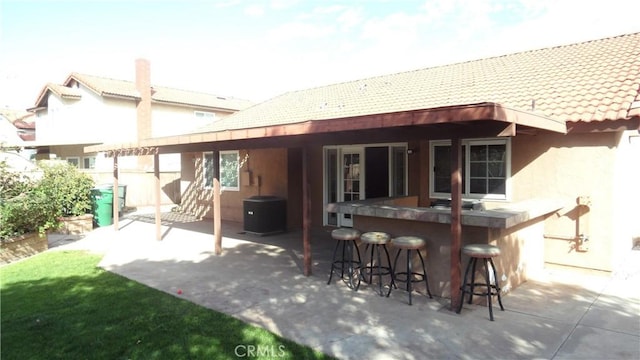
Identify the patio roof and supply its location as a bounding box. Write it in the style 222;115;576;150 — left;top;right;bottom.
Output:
86;32;640;155
86;102;565;155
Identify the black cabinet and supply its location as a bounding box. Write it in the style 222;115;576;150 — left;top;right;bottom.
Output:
243;196;286;236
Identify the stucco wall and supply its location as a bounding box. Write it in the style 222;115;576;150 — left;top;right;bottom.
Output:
180;148;289;224
510;131;620;271
151;103;234;138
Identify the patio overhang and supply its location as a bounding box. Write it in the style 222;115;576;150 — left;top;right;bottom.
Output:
85;102;566;156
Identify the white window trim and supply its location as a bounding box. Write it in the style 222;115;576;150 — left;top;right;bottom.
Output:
219;150;240;191
202;152;215;189
194;111;216;120
82;156;96;169
429;138;511;201
66;156;80;168
322;142;408;226
202;150;241;191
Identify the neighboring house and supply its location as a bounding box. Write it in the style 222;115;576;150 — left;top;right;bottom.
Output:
28;59;253;171
0;108;35;147
0;109;36;166
89;33;640;279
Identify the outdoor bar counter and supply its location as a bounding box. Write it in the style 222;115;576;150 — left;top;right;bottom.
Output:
327;196;563;298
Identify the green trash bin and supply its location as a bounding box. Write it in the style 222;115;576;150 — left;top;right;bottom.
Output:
98;184;127;215
91;188;113;227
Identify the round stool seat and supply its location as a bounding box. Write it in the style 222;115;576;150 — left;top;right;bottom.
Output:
331;228;361;241
462;244;501;258
360;231;391;244
391;236;426;250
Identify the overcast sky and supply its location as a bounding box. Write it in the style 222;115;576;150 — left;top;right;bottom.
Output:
1;0;639;110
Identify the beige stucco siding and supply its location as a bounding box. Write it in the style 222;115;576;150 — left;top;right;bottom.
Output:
511;132;619;271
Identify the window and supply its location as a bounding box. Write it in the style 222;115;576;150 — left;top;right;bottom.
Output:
66;157;80;168
430;138;510;200
83;157;96;169
202;150;240;191
203;152;215;188
195;111;216;121
220;151;240;190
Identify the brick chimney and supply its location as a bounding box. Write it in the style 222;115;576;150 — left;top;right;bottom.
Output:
135;58;153;169
135;58;152;141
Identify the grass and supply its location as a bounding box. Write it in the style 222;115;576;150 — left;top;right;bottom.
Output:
0;251;335;360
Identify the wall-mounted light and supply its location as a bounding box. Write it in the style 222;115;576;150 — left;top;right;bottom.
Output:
407;149;418;155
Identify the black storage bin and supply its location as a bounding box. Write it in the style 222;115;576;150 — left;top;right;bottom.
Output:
243;196;286;236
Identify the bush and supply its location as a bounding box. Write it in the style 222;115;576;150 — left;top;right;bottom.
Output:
37;161;95;217
0;161;33;200
0;190;58;239
0;160;95;241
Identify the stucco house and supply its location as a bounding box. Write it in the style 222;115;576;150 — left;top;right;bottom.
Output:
28;59;253;205
0;108;35;147
88;33;639;305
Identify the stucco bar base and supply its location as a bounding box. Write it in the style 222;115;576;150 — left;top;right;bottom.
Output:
329;197;561;300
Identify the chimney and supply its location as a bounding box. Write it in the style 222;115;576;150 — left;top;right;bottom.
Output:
135;58;152;141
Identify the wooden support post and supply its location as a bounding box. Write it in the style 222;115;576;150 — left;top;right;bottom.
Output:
113;155;119;231
154;153;161;241
213;151;222;255
450;137;462;311
302;147;312;276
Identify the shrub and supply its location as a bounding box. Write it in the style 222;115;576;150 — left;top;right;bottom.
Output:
0;160;33;200
0;190;58;239
0;161;57;240
0;160;95;241
37;161;95;217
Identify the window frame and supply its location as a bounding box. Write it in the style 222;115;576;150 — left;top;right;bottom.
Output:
202;150;241;191
219;150;240;191
429;138;511;201
83;156;96;169
194;111;216;121
66;157;80;168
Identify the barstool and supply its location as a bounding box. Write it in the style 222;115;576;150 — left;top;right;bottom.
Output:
327;228;362;290
359;231;395;296
387;236;433;305
456;244;505;321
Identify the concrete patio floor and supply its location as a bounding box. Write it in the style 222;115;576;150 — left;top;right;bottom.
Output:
48;208;640;360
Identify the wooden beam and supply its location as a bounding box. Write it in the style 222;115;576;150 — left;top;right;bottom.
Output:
450;137;462;311
302;147;312;276
154;153;161;241
213;151;222;255
113;155;119;231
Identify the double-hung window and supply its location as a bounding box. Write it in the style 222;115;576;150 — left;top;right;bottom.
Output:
202;150;240;191
430;138;510;200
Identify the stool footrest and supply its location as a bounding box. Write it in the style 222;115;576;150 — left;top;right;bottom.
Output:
394;272;426;284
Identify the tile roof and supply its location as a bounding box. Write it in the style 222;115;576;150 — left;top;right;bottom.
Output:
198;32;640;134
31;73;254;111
67;73;254;111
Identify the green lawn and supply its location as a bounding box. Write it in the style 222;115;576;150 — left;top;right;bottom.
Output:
0;251;335;360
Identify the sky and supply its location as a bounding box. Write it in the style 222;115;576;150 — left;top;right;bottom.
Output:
1;0;640;110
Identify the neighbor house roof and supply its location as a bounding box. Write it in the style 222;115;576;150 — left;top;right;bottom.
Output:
31;73;254;112
195;32;640;134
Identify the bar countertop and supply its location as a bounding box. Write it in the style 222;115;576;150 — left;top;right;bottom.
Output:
326;197;564;229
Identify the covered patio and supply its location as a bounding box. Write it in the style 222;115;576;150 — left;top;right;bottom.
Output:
86;102;567;311
49;207;640;359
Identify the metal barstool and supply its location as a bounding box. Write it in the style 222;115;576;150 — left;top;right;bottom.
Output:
359;231;395;296
327;228;362;290
456;244;505;321
387;236;433;305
